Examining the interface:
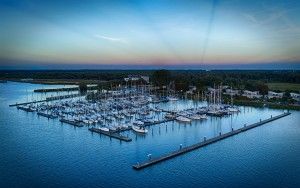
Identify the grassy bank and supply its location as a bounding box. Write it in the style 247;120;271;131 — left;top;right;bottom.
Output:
234;100;300;111
267;82;300;92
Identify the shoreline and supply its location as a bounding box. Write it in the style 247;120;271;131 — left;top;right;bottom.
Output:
234;100;300;111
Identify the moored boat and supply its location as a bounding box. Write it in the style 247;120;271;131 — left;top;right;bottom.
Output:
132;125;148;134
176;116;191;122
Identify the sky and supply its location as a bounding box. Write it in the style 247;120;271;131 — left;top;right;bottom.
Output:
0;0;300;69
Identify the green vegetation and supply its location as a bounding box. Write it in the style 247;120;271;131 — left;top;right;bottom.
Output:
234;100;300;111
267;83;300;92
79;82;88;94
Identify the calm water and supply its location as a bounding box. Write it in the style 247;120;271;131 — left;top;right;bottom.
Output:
1;82;300;188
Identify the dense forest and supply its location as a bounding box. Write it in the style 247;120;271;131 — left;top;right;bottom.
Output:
1;70;299;92
1;70;299;82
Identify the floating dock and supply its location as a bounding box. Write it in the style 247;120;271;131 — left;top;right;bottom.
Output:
10;100;47;107
133;112;291;170
59;119;84;127
9;94;82;107
144;118;175;127
34;86;97;93
89;127;132;142
37;112;57;119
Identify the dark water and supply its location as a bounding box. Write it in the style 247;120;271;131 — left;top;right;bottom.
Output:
1;82;300;188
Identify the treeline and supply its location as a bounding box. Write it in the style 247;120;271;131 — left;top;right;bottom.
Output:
151;70;300;92
1;70;299;88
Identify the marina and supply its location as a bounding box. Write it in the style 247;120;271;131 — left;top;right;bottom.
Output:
10;81;292;170
10;83;241;138
1;78;299;188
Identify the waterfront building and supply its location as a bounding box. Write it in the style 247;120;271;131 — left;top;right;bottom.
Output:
268;91;284;99
242;90;262;99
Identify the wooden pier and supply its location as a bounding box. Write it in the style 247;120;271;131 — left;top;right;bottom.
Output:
89;127;132;142
133;112;291;170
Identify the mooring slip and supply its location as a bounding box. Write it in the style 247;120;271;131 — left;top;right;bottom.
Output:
89;127;132;142
133;112;291;170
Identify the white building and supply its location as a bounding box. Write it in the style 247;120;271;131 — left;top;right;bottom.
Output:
207;87;217;92
290;93;300;101
242;90;262;99
268;91;284;99
224;89;240;96
124;75;149;83
186;86;197;94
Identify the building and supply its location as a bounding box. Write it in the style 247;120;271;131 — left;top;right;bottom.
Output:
207;87;217;92
242;90;262;99
224;89;240;96
186;86;197;94
268;91;284;99
290;93;300;101
124;75;150;84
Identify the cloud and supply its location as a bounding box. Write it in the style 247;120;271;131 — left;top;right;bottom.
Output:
243;10;286;26
94;34;127;43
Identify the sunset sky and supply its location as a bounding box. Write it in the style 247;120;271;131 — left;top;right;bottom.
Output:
0;0;300;69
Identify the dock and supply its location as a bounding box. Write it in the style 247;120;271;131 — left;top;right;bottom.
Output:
133;112;291;170
37;112;57;119
10;100;47;107
144;118;175;127
9;94;82;107
34;86;97;93
59;119;84;127
89;127;132;142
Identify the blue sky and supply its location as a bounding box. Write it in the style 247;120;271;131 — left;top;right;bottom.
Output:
0;0;300;69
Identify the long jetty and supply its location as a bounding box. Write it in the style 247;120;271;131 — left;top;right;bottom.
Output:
89;127;132;142
60;119;84;127
9;94;82;107
34;86;97;93
133;112;291;170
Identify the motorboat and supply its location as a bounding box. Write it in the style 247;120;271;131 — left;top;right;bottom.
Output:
132;125;148;134
133;120;144;126
165;113;176;119
167;96;178;101
99;127;110;132
200;114;208;119
176;116;191;122
189;114;202;120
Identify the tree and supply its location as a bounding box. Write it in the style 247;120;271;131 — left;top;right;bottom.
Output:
79;82;88;95
152;70;171;87
257;83;269;96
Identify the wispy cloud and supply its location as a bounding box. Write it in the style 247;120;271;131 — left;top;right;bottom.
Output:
242;13;258;24
243;11;285;26
94;34;127;43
